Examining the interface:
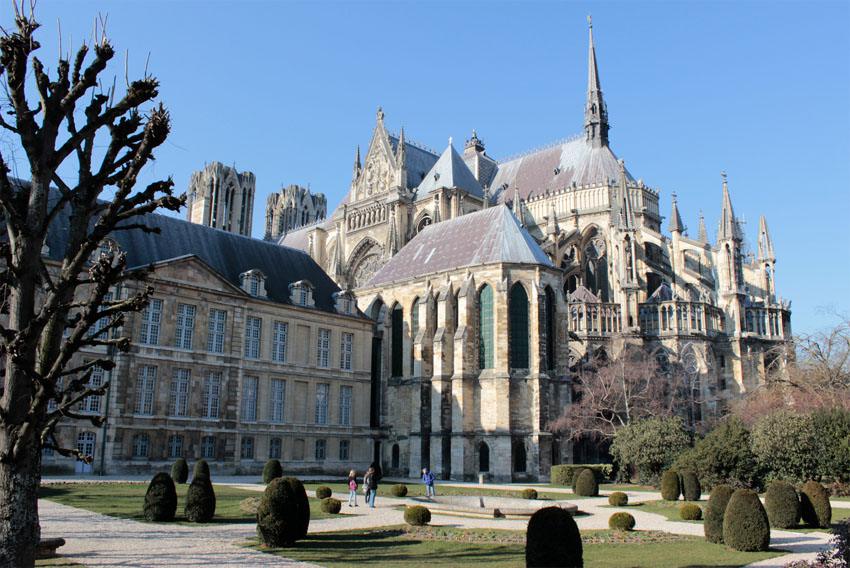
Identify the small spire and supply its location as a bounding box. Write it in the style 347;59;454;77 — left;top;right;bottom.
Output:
757;215;775;261
546;202;559;236
352;145;362;180
612;159;635;229
697;210;708;243
669;192;684;234
376;106;384;124
718;171;740;241
512;185;523;225
584;15;609;148
397;127;406;163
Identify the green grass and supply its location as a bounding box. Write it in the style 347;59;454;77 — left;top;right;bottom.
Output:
35;559;85;568
39;482;334;524
601;482;657;492
604;500;705;523
246;525;782;567
302;482;588;501
781;506;850;533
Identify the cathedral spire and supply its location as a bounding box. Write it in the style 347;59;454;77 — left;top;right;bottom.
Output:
584;16;609;148
669;192;684;234
397;127;406;164
718;171;740;241
757;215;775;261
697;210;708;243
352;145;361;181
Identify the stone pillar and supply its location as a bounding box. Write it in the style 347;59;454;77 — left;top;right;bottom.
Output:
451;276;476;480
431;282;455;478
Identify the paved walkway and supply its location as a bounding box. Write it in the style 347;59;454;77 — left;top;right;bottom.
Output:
39;478;844;567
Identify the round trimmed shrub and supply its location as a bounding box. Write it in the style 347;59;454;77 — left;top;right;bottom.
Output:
320;497;342;514
404;505;431;526
391;484;408;497
525;506;583;567
143;472;177;522
681;471;701;501
800;480;832;528
193;459;210;481
661;469;681;501
680;503;703;520
257;477;311;546
765;480;801;528
608;512;636;531
571;468;589;493
184;476;216;522
722;488;771;552
574;468;599;497
315;486;332;500
263;459;283;484
170;458;188;484
521;488;538;500
608;491;628;506
704;484;735;544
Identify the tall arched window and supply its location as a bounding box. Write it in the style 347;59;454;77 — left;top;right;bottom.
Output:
509;283;529;369
478;442;490;473
391;304;404;377
410;297;419;370
478;285;494;369
544;286;556;371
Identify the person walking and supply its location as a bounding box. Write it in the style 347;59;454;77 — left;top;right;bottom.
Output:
422;467;436;498
347;470;358;507
364;466;379;508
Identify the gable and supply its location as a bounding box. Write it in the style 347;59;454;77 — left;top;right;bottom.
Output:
140;255;245;296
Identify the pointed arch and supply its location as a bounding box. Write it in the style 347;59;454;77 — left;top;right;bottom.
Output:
509;282;530;369
390;302;404;377
513;440;527;474
478;441;490;473
544;286;557;372
478;284;494;370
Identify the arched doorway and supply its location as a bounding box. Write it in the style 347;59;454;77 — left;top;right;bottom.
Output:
478;442;490;473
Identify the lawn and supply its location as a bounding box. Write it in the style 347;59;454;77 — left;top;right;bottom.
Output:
39;482;333;524
246;526;783;567
782;506;850;533
35;559;85;568
605;499;706;523
303;482;587;501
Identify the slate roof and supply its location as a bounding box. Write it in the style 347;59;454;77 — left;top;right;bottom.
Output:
388;135;440;189
489;136;633;204
367;205;553;287
278;218;334;251
416;143;485;198
43;201;347;314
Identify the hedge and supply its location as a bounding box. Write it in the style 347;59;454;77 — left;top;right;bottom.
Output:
574;469;599;497
256;477;311;546
263;459;283;484
680;503;702;520
320;497;342;514
608;492;628;507
404;505;431;526
661;470;681;501
315;486;332;500
550;464;613;486
521;488;538;500
681;471;701;501
722;488;770;552
143;472;177;522
184;476;216;522
800;480;832;528
608;512;636;531
525;506;583;567
391;484;408;497
764;480;800;528
193;459;210;481
704;484;735;544
170;458;188;484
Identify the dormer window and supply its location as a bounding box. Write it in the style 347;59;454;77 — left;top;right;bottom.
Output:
240;269;267;298
289;280;315;308
333;291;357;315
90;238;119;265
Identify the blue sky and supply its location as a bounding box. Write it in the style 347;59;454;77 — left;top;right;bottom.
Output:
3;0;849;335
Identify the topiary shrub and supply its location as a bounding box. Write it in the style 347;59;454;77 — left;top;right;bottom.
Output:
320;497;342;514
521;488;538;500
722;488;771;552
551;464;614;486
574;468;599;497
263;459;283;484
608;512;636;531
570;468;588;493
661;469;681;501
673;417;763;490
184;476;216;522
391;484;408;497
315;486;332;499
608;492;628;507
404;505;431;526
680;503;703;520
257;477;311;546
765;480;801;528
143;472;177;522
704;484;735;544
170;458;188;484
681;471;701;501
525;506;583;567
193;459;210;481
800;480;832;528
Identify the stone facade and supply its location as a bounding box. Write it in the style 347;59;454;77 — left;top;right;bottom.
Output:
264;184;327;241
187;161;256;237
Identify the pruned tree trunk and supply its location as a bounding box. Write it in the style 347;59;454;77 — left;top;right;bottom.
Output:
0;444;40;568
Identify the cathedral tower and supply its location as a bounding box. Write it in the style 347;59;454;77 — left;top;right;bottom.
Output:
186;161;255;237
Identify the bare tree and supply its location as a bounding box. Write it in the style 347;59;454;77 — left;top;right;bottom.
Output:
0;7;183;566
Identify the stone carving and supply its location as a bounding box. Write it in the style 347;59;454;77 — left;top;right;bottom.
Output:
352;252;381;288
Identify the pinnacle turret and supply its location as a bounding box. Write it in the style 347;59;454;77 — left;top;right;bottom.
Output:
669;193;684;234
584;16;609;148
757;215;775;261
352;145;361;180
697;210;708;243
717;172;741;242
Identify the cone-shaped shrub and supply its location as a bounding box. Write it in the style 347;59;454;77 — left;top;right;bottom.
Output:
608;492;628;506
391;484;408;497
680;503;702;520
682;471;701;501
257;477;311;546
525;506;583;568
170;458;188;484
661;469;681;501
800;480;832;528
574;468;599;497
522;488;538;500
143;472;177;522
185;476;216;522
193;459;210;481
765;480;801;528
263;459;283;484
704;484;734;544
608;512;636;531
571;468;588;493
320;497;342;514
315;486;332;499
722;488;771;552
404;505;431;526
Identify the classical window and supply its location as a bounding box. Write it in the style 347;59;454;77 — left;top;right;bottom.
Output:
244;316;262;359
242;376;258;422
169;369;190;417
269;437;282;459
340;332;353;371
201;436;216;459
334;291;356;315
513;442;527;473
207;308;227;353
478;442;490;473
77;431;96;460
339;440;350;461
132;433;149;458
289;280;315;307
240;436;255;460
317;328;331;368
135;365;157;415
544;286;556;371
270;378;286;423
240;269;266;298
272;321;288;362
390;304;403;377
81;364;105;414
202;371;222;419
174;303;196;350
339;385;353;426
315;439;327;461
509;283;530;369
478;285;494;369
139;298;163;345
315;383;329;425
167;434;183;459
